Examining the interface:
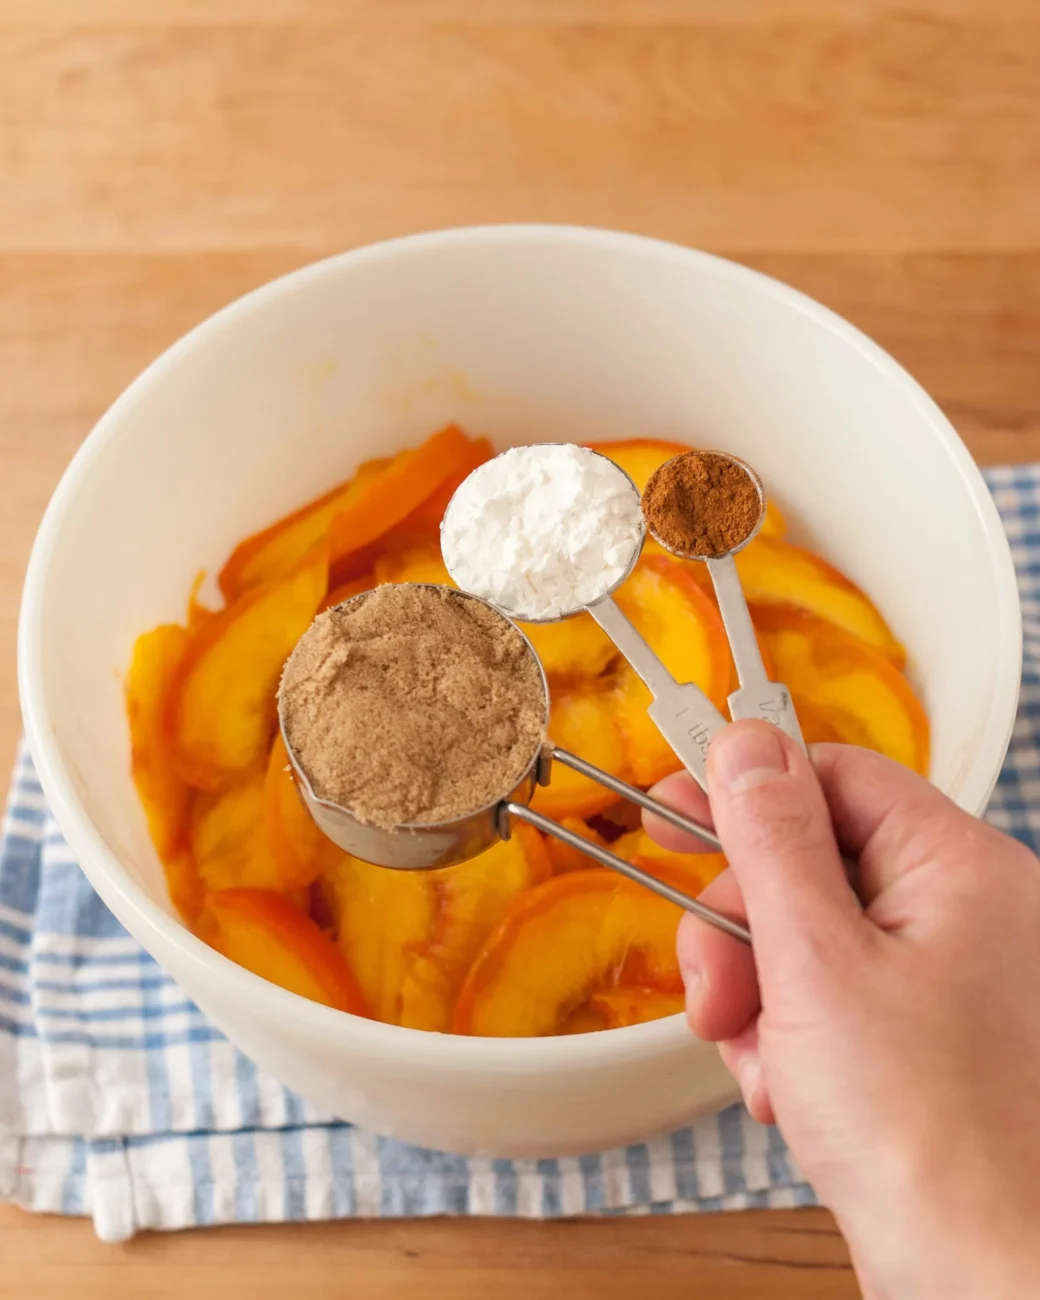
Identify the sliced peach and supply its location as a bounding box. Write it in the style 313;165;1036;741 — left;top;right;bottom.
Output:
587;439;785;539
399;826;552;1031
752;603;929;774
560;1004;609;1034
760;499;786;540
264;732;344;889
326;425;479;572
190;736;341;894
164;848;205;928
319;437;491;592
520;615;615;680
376;537;615;675
318;574;376;613
453;871;682;1037
167;541;328;789
728;537;905;667
374;540;452;587
190;770;269;891
586;439;694;494
323;857;433;1024
219;455;391;599
325;825;550;1031
201;887;367;1014
389;435;493;538
613;828;728;897
533;681;629;820
187;571;220;631
126;623;193;862
588;801;645;843
586;987;685;1028
545;815;608;874
612;555;730;785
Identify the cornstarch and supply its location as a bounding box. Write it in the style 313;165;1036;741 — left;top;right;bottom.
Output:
440;444;644;620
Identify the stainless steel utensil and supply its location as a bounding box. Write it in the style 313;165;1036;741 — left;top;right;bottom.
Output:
279;586;749;946
644;451;804;747
441;447;729;791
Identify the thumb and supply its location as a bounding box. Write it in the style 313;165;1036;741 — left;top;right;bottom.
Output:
706;721;864;971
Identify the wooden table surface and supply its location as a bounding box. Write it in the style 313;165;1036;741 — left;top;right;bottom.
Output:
2;2;1039;1295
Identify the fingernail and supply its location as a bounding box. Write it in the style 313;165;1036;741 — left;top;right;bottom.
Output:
709;724;789;795
737;1054;763;1107
681;964;701;1022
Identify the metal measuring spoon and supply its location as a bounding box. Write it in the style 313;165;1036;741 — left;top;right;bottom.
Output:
441;447;728;793
644;451;804;746
278;586;750;946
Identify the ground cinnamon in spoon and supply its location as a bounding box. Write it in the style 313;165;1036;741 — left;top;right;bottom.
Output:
642;450;762;559
279;585;546;830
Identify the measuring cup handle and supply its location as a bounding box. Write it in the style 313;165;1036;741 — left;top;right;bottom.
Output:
502;801;750;946
549;747;720;849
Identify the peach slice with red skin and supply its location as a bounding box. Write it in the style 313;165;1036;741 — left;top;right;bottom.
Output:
720;537;906;668
388;435;494;539
201;887;367;1014
751;603;929;774
318;574;376;613
190;771;268;892
374;541;452;587
219;456;390;600
325;426;479;574
188;733;340;896
613;829;728;897
164;849;205;928
562;987;686;1033
521;614;616;681
375;541;616;679
263;732;345;889
453;871;683;1037
544;816;608;874
532;681;629;820
325;825;551;1031
587;987;686;1028
219;425;477;599
166;541;328;790
126;623;193;863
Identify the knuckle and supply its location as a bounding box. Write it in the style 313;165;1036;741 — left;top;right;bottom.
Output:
728;782;830;858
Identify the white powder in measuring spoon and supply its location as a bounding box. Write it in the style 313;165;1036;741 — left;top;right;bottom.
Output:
440;444;645;620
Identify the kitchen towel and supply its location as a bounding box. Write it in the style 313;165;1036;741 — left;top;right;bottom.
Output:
2;465;1037;1242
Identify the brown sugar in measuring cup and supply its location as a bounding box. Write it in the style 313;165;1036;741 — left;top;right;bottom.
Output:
279;584;546;831
277;582;750;943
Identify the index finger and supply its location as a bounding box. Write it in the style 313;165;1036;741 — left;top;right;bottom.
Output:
643;769;717;853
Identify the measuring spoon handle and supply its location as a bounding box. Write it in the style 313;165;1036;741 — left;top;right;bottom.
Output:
707;556;804;747
586;595;727;790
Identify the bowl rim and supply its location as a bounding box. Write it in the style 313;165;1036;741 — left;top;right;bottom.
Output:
17;223;1023;1068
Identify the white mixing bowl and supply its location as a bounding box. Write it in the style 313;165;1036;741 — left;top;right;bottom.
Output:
18;226;1021;1156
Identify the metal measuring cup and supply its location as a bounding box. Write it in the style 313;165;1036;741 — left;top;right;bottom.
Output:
441;447;729;793
278;586;750;946
643;451;804;747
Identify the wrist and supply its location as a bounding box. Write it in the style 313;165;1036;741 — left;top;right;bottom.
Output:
838;1193;1040;1300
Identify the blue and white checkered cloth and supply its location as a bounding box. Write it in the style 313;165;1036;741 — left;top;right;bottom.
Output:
3;466;1039;1242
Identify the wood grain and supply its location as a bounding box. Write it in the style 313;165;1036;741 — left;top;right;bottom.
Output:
0;1207;858;1300
2;0;1039;1293
1;20;1039;254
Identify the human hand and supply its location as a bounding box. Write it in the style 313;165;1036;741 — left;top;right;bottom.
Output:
647;722;1040;1300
